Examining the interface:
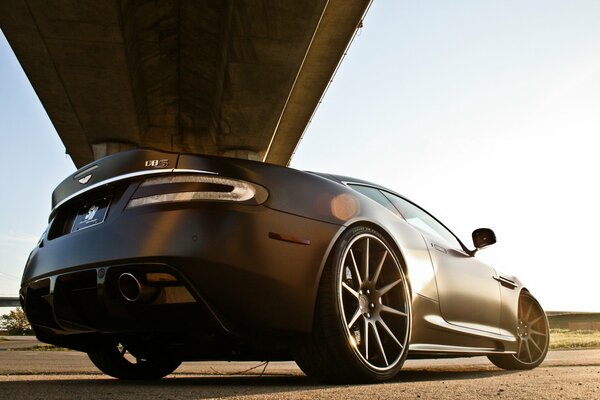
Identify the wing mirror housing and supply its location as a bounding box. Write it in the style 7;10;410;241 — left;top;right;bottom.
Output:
472;228;496;250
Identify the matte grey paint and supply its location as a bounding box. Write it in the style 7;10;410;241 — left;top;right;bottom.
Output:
21;148;537;363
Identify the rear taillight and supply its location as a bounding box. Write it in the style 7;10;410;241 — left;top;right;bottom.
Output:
127;174;268;208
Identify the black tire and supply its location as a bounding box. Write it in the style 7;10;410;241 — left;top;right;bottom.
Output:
88;340;181;380
488;291;549;370
295;226;412;383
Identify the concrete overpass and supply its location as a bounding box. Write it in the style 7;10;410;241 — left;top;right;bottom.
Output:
0;0;371;168
0;297;20;307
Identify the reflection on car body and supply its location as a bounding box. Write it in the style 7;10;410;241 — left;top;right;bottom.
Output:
20;149;549;383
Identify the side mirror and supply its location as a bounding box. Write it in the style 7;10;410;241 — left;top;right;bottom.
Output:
472;228;496;250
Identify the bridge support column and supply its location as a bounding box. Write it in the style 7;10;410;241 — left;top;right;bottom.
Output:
92;142;136;160
220;149;261;161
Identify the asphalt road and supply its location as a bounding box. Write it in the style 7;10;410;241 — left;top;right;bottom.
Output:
0;340;598;399
0;335;41;350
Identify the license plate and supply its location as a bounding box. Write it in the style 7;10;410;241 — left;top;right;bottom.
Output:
71;196;111;233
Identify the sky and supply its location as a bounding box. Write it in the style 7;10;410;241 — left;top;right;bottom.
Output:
1;0;600;312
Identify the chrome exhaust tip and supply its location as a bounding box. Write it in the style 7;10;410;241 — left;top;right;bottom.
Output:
118;273;158;303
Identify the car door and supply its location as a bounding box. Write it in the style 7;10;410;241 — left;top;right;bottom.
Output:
381;192;502;334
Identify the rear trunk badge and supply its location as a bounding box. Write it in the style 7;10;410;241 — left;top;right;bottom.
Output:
145;159;169;168
78;174;92;184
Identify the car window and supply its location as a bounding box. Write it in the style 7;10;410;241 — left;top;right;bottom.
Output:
347;184;399;215
381;191;463;250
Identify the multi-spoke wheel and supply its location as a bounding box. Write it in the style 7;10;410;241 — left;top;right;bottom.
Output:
88;339;181;380
488;291;549;370
295;226;411;383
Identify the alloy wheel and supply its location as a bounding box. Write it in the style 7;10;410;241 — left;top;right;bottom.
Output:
337;233;411;371
515;293;549;364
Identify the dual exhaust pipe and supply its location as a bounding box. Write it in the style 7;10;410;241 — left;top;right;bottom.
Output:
117;272;159;303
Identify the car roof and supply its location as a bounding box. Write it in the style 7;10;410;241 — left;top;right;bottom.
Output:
309;172;387;189
312;172;472;254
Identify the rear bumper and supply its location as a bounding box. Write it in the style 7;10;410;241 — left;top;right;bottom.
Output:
22;263;226;336
21;202;341;340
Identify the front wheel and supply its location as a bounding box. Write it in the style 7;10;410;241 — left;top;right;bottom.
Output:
488;291;549;370
295;226;412;383
88;340;181;380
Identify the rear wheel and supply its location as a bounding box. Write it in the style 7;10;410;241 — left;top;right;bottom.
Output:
295;226;411;383
488;291;549;370
88;340;181;380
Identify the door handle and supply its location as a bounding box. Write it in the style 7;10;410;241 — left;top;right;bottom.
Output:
431;243;447;254
493;276;518;289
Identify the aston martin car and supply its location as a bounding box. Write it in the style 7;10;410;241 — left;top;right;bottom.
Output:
20;148;549;383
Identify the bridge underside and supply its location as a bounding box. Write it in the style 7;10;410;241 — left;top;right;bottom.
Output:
0;0;370;167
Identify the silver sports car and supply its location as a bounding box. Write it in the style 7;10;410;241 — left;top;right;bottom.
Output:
20;148;549;383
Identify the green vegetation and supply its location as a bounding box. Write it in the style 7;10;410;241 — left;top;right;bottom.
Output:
4;344;69;351
27;344;69;351
0;308;32;335
549;329;600;349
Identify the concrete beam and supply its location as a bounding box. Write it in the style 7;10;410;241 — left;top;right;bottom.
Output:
0;0;371;167
0;297;20;307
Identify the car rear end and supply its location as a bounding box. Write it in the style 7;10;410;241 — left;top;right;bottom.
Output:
20;149;346;358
